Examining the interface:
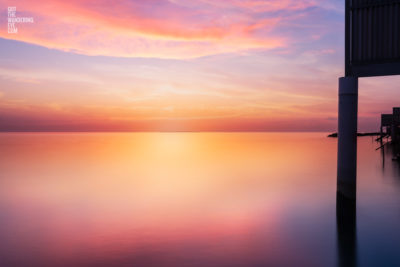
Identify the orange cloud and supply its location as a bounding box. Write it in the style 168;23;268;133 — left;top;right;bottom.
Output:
0;0;316;58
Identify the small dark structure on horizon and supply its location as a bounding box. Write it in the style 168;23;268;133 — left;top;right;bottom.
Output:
380;108;400;143
380;113;393;137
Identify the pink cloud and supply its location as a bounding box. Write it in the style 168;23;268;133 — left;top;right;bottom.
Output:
0;0;315;58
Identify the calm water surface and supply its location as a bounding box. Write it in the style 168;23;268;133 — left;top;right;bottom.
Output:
0;133;399;267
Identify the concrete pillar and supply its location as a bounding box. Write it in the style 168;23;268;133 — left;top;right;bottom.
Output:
337;76;358;200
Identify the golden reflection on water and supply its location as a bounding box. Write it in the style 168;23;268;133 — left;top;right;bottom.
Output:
0;133;340;266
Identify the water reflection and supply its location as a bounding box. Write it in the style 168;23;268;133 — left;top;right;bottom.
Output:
336;192;357;267
0;133;400;266
379;140;400;179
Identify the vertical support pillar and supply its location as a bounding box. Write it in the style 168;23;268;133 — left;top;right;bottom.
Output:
337;76;358;200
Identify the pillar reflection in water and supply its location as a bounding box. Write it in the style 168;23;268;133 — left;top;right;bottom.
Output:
336;192;357;267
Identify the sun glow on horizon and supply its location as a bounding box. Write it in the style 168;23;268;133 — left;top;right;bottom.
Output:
1;0;400;132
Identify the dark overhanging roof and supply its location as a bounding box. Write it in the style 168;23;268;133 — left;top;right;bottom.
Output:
345;0;400;77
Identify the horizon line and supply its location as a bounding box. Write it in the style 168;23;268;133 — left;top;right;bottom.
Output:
0;130;335;133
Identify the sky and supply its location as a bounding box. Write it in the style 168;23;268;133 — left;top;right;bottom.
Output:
0;0;400;132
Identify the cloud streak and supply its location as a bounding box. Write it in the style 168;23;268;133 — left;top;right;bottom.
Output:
0;0;317;58
4;0;384;132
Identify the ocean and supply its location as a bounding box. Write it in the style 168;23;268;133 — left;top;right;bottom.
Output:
0;132;399;266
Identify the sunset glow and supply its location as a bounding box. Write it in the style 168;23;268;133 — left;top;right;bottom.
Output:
1;0;400;131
